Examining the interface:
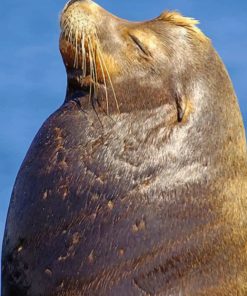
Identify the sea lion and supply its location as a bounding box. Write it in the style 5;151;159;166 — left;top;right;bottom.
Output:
2;0;247;295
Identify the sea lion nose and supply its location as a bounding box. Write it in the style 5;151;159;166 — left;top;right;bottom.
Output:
64;0;93;11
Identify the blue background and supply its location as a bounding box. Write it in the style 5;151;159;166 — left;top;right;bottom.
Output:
0;0;246;287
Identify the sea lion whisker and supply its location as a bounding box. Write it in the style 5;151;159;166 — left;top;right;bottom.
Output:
97;45;120;113
70;24;75;45
81;30;87;77
72;27;76;46
64;24;70;42
97;49;109;115
64;20;70;35
88;37;94;103
77;31;81;68
88;35;98;98
94;31;110;114
68;25;73;45
88;35;103;125
61;20;69;39
74;29;78;68
64;27;70;40
90;45;96;99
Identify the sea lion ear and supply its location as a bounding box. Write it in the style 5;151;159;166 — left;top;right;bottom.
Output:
158;10;199;27
175;94;188;122
157;11;207;42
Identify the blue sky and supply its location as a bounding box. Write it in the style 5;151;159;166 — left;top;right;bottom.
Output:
0;0;246;284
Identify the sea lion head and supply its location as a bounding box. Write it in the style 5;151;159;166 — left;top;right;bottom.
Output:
60;0;246;158
59;0;209;118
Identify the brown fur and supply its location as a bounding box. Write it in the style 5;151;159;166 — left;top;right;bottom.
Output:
159;11;208;42
2;0;247;295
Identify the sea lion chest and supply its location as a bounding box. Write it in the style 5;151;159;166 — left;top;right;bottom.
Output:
3;101;217;295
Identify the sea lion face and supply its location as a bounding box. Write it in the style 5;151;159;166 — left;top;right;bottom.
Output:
60;0;206;114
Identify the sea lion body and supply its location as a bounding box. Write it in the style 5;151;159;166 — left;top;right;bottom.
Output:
2;0;247;295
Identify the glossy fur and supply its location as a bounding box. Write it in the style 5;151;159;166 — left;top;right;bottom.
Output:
2;0;247;295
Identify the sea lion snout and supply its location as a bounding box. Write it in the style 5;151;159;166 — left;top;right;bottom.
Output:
61;0;108;28
63;0;98;15
60;0;98;34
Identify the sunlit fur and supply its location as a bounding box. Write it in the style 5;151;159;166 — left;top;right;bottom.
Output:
2;1;247;295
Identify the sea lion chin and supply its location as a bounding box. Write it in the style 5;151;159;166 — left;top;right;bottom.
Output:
2;1;247;295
